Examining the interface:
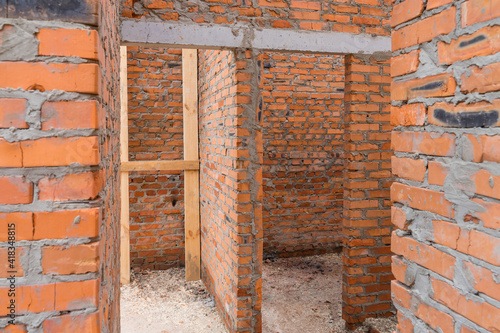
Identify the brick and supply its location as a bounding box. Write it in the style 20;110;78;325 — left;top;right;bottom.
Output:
21;137;99;167
463;261;500;302
431;278;500;331
0;176;33;204
392;232;455;279
391;103;426;126
391;156;426;182
470;198;500;230
391;131;456;157
416;302;454;333
42;242;99;275
438;26;500;64
392;7;456;50
0;62;98;94
0;98;28;128
428;100;500;128
391;182;454;218
38;172;100;201
461;325;477;333
392;73;456;101
391;280;412;309
7;0;98;25
54;279;98;311
0;212;33;241
34;208;99;239
391;50;420;77
43;312;99;333
462;134;500;163
391;206;409;230
0;139;22;167
144;0;174;9
3;325;27;333
0;283;55;316
428;161;448;186
392;255;412;285
41;100;99;130
471;168;500;200
432;219;500;266
461;62;500;94
427;0;454;9
38;28;98;60
397;311;414;333
461;0;500;27
391;0;424;27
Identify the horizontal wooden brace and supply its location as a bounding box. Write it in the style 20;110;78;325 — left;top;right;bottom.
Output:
121;160;199;172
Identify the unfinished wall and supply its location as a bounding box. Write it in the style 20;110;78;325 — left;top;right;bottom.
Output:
391;0;500;332
0;0;121;332
127;46;185;270
260;52;345;258
122;0;391;36
199;49;263;332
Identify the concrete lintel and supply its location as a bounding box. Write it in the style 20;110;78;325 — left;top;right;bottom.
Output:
121;20;391;55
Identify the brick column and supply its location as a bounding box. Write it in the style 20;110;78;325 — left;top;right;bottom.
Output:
342;54;393;329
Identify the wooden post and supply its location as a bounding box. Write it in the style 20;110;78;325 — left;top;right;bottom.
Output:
120;45;131;285
182;49;201;281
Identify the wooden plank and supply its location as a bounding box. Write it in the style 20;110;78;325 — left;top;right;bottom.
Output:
120;46;131;285
182;49;201;281
121;160;199;172
183;49;199;160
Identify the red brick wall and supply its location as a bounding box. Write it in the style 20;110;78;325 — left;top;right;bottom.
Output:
122;0;391;35
199;49;263;333
391;0;500;332
343;54;393;328
260;52;345;258
127;47;185;270
0;1;121;331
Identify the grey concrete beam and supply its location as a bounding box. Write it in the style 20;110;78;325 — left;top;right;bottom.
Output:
121;20;391;55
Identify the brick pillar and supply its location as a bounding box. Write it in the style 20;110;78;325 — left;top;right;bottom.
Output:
0;1;120;332
342;54;393;329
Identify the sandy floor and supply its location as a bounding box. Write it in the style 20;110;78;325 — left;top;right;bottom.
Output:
120;269;226;333
262;253;343;333
121;253;396;333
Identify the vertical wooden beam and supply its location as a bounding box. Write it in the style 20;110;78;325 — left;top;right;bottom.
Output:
182;48;201;281
120;45;131;285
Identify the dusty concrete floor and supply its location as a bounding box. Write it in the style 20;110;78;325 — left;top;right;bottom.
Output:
121;253;397;333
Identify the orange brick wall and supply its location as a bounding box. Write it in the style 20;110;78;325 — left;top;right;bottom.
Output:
0;1;121;332
391;0;500;332
122;0;391;35
127;47;185;270
342;54;393;328
199;49;263;333
260;52;345;258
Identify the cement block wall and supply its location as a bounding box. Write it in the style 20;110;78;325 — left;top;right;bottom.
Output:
0;0;121;332
127;46;185;270
391;0;500;332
